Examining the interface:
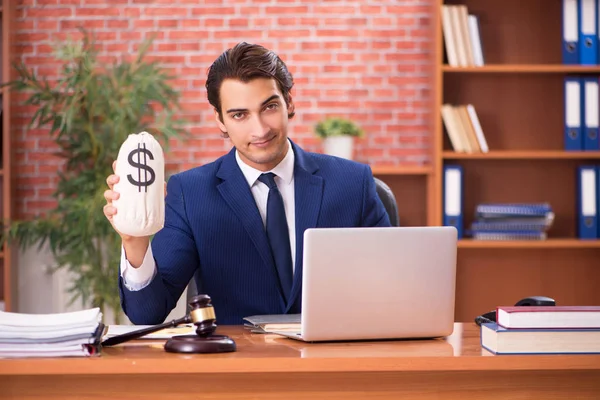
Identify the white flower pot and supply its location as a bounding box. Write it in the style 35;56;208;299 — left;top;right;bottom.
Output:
323;136;354;160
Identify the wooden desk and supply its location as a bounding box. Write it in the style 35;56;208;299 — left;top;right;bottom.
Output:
0;323;599;399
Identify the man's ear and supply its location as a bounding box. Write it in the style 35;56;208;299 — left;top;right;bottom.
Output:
286;94;296;119
214;108;228;137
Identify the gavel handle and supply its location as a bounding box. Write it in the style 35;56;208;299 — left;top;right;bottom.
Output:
101;315;192;347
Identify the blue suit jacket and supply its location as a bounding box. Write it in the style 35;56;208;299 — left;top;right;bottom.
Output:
119;141;391;325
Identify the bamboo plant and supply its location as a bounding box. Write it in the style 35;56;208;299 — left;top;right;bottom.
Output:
2;29;187;322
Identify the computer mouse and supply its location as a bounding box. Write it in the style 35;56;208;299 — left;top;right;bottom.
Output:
513;296;555;307
474;296;556;326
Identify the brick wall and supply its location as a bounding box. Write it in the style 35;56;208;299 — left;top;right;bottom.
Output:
12;0;434;218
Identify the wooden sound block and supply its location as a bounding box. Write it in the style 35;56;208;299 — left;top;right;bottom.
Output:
164;334;236;354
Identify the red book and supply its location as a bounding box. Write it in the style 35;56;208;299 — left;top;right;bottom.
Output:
496;306;600;329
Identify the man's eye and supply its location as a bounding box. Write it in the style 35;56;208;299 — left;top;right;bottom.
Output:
265;103;278;110
232;113;244;120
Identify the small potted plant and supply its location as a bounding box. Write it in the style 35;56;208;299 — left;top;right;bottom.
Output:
314;117;364;160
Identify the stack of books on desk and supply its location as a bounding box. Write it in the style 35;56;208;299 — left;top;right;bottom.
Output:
481;306;600;354
0;308;104;358
468;203;554;241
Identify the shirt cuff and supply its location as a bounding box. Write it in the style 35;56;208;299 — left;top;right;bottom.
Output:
120;243;157;291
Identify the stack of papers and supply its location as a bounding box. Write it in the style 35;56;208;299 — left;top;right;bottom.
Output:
0;308;105;358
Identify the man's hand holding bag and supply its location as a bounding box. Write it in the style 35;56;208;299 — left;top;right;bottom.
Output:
104;131;166;240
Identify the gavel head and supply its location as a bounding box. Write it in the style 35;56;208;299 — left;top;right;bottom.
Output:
188;294;217;337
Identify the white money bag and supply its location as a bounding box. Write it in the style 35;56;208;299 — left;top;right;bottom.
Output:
112;131;165;237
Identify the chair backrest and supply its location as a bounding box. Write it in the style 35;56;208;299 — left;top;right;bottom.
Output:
374;177;400;227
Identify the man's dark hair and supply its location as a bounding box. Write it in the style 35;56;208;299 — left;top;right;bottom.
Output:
206;42;296;121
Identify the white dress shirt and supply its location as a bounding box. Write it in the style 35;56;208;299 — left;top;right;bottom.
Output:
120;139;296;291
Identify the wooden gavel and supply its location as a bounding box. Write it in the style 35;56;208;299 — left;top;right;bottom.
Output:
101;294;236;353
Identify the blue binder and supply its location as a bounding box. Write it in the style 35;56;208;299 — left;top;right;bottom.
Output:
583;77;600;150
565;77;583;150
579;0;598;64
577;166;598;239
563;0;579;64
443;165;463;238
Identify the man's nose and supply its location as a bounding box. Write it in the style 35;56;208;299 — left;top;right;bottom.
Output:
250;115;270;137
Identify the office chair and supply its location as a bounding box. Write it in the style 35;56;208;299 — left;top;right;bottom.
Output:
374;177;400;227
186;177;401;303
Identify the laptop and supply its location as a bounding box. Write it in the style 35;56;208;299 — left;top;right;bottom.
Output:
266;226;458;342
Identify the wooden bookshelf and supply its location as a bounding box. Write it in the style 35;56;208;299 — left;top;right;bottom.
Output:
1;0;14;311
443;151;600;160
434;0;600;322
370;165;431;175
458;239;600;249
443;65;600;73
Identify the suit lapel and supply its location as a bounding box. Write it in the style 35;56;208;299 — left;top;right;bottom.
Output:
286;143;322;312
216;150;286;309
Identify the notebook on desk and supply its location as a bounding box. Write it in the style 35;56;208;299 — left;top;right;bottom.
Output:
245;226;458;342
243;314;300;333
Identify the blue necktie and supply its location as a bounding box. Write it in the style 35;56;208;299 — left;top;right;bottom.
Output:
258;172;293;302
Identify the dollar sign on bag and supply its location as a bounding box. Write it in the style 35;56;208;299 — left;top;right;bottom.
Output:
127;143;155;192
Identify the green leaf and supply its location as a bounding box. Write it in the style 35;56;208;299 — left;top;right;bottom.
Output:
314;117;364;139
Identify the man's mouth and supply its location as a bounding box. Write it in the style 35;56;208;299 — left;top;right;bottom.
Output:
252;135;275;147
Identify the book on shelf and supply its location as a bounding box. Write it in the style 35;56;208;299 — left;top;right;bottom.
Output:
441;4;484;67
481;322;600;354
497;305;600;329
467;203;555;241
441;103;488;153
470;231;547;241
474;203;553;218
0;308;104;358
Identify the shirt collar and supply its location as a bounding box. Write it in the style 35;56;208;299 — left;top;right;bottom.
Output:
235;139;295;187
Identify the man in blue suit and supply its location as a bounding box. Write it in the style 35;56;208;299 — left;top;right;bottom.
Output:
104;42;391;325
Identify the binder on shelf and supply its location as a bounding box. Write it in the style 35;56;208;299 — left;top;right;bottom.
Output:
562;0;579;64
564;77;583;150
443;165;463;238
579;0;597;64
577;166;598;239
583;77;599;150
